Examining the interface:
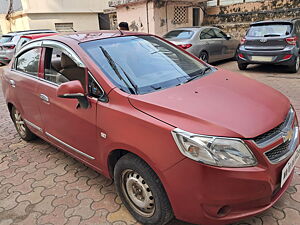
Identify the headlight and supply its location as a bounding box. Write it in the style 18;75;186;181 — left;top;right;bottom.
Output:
171;128;257;167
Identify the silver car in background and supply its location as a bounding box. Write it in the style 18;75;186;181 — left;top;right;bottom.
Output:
0;29;57;65
163;27;240;63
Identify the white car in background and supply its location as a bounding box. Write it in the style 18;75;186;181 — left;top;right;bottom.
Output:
0;29;57;65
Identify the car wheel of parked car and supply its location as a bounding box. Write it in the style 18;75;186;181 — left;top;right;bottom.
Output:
289;56;300;73
11;106;36;141
199;51;209;63
238;62;248;70
114;153;173;225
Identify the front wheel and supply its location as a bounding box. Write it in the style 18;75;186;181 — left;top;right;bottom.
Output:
11;107;36;141
114;154;173;225
288;56;300;73
199;51;209;63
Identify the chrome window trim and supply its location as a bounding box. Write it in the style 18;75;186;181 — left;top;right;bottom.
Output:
45;132;95;160
41;40;85;68
264;126;299;164
24;119;43;132
11;69;39;80
15;40;43;58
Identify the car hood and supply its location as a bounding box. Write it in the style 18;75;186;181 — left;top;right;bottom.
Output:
128;69;290;139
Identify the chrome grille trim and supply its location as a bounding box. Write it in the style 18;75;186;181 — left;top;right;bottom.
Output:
252;108;295;148
264;127;299;164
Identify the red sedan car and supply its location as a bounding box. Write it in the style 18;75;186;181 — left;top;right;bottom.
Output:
1;31;300;225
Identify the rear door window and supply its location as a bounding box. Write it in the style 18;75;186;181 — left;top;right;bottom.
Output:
0;35;13;43
247;24;292;37
15;48;41;76
200;28;216;39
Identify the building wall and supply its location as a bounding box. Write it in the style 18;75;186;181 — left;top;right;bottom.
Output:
28;13;100;31
115;1;156;34
115;1;204;37
21;0;110;13
204;0;300;40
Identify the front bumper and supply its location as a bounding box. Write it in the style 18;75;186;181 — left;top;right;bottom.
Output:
162;130;300;225
238;46;298;66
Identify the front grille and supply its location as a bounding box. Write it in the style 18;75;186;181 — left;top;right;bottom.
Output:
265;141;291;162
254;122;285;145
253;108;294;146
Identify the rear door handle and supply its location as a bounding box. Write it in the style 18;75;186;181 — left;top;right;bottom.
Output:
9;79;16;88
40;94;49;103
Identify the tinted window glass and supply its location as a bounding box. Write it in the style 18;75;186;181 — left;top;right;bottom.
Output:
214;29;227;39
164;30;194;39
16;48;41;76
247;24;292;37
44;47;85;87
0;35;13;43
88;75;103;98
200;29;215;39
81;36;208;94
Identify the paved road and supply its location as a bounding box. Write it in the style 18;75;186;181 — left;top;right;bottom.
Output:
0;61;300;225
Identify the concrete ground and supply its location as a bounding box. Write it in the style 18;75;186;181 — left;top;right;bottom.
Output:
0;61;300;225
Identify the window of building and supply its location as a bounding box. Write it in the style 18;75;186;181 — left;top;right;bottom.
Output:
174;6;188;24
16;48;41;76
55;23;74;32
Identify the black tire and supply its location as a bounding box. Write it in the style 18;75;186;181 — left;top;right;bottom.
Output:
11;106;36;141
114;153;173;225
199;51;209;63
238;62;248;70
288;56;300;73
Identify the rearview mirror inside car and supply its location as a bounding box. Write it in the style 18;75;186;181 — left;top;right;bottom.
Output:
57;80;89;109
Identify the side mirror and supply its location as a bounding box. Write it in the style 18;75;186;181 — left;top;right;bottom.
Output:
226;34;231;40
57;80;89;109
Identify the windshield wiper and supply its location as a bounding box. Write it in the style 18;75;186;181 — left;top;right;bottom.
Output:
99;46;138;94
184;67;212;84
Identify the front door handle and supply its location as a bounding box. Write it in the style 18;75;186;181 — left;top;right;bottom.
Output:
40;94;49;103
9;79;16;88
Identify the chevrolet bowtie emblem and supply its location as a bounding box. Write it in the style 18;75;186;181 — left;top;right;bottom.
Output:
283;129;293;142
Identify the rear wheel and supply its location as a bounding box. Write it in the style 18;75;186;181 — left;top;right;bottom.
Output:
114;154;173;225
11;107;36;141
288;56;300;73
238;61;248;70
199;51;209;63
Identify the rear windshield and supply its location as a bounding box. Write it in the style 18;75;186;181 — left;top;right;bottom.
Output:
0;35;13;43
164;30;194;39
247;24;292;37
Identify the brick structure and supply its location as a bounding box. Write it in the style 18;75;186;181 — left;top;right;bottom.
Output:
204;0;300;40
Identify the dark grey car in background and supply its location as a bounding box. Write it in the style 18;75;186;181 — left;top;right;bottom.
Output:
237;19;300;73
163;26;239;63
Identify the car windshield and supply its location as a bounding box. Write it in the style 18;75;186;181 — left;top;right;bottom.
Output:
247;24;292;37
0;35;13;43
163;30;194;39
80;35;210;94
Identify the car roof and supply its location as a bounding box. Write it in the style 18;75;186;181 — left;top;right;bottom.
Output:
40;30;150;43
20;33;58;39
251;19;298;26
166;26;218;32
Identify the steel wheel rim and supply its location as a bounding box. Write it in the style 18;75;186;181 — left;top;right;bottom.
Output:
200;53;208;62
14;110;26;137
121;169;155;217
